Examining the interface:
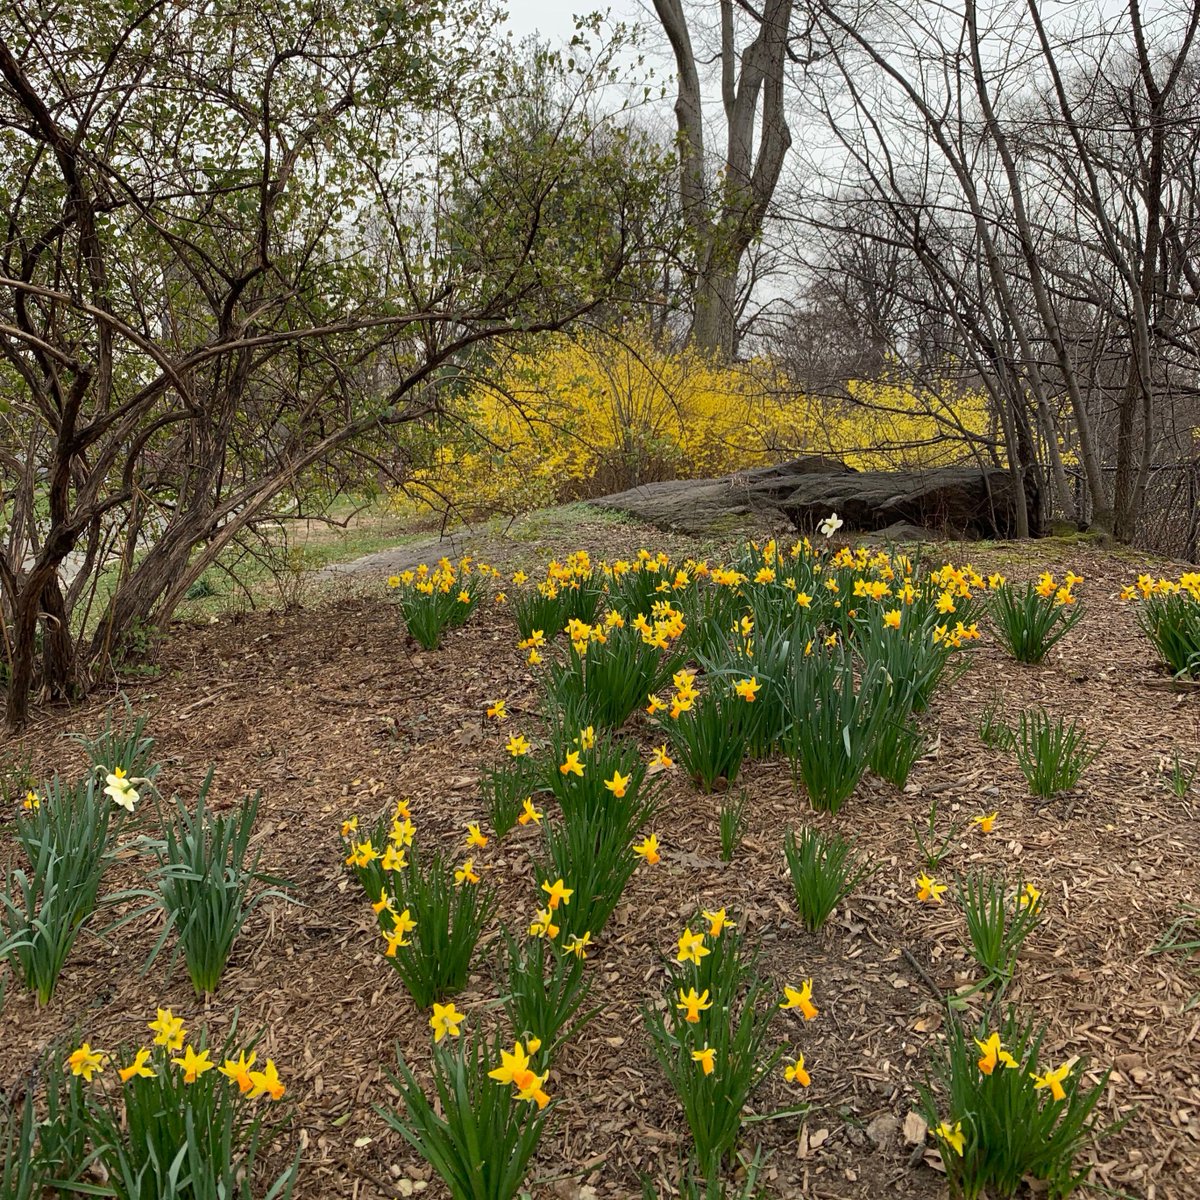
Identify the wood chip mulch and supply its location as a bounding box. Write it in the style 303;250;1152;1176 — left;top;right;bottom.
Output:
2;518;1198;1200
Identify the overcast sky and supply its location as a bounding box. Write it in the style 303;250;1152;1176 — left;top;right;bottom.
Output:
503;0;643;44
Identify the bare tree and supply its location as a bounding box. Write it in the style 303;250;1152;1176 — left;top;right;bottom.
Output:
0;2;669;727
651;0;807;357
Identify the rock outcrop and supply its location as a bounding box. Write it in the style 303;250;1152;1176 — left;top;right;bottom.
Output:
590;458;1039;539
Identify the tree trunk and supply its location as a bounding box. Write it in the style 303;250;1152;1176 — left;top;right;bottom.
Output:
692;263;739;359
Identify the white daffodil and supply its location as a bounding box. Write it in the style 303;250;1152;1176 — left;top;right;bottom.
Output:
818;512;844;538
103;766;140;812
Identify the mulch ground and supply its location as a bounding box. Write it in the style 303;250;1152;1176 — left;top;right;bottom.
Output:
2;516;1198;1200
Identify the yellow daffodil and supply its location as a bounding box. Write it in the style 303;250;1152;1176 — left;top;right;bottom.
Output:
646;695;667;715
633;833;660;865
486;699;507;722
1031;1060;1071;1101
578;725;596;750
430;1002;466;1043
219;1050;257;1093
692;1044;716;1074
935;1120;965;1155
383;925;409;957
148;1008;186;1053
67;1044;106;1080
518;798;542;825
465;823;488;849
784;1053;810;1086
676;927;710;966
1020;882;1041;909
454;859;480;886
118;1047;156;1083
734;677;761;702
487;1039;532;1083
971;811;998;833
387;575;401;588
381;845;407;872
172;1045;214;1084
883;609;901;629
975;1032;1019;1075
542;878;573;910
564;932;592;959
916;872;947;904
488;1041;551;1108
795;591;812;608
780;980;818;1020
247;1058;285;1101
506;733;531;757
560;751;584;777
703;908;734;936
605;770;631;798
345;839;379;868
529;907;559;938
372;890;394;916
676;987;712;1023
22;790;39;810
672;668;698;692
650;745;674;769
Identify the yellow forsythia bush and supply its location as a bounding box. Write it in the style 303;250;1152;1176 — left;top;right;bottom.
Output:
398;329;993;518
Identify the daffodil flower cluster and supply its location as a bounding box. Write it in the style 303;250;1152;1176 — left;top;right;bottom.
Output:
388;556;496;649
67;1008;286;1101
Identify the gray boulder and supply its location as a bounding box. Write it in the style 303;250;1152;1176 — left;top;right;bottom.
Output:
777;465;1040;539
590;458;1039;539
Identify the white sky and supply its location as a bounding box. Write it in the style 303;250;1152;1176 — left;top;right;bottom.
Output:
503;0;644;44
